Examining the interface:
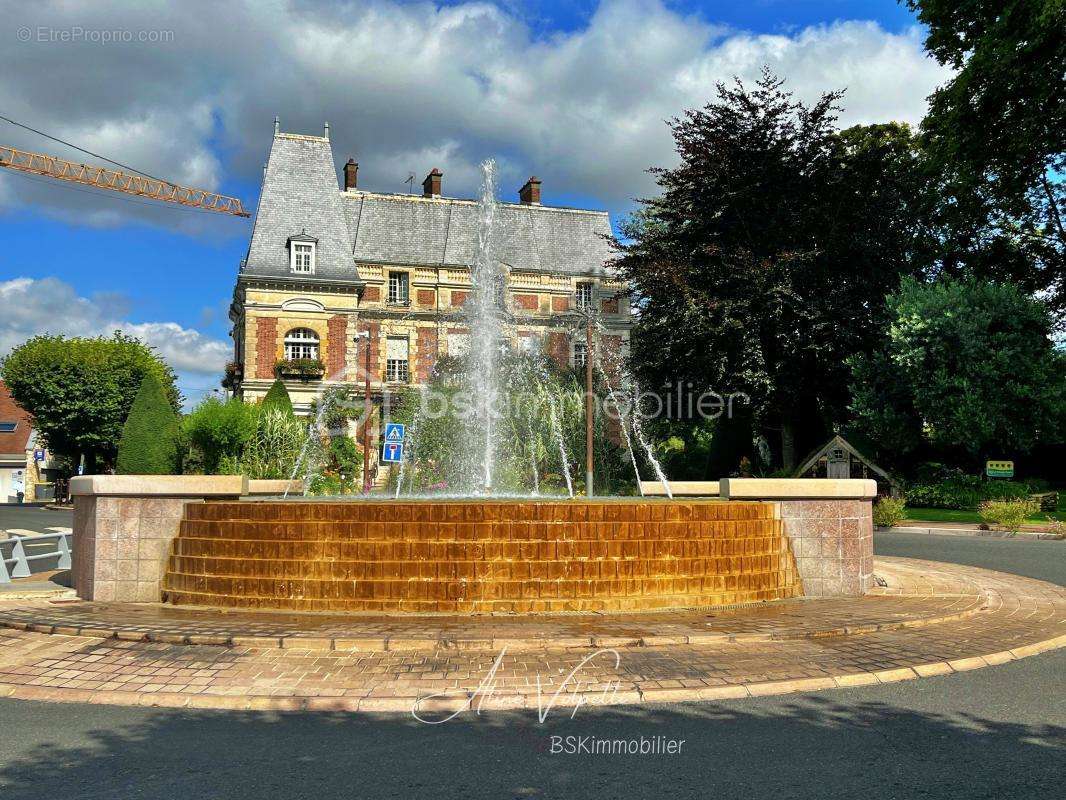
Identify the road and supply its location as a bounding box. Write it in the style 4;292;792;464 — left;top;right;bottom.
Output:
0;505;72;536
0;528;1061;799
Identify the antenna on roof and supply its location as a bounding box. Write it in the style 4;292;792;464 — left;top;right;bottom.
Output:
404;172;414;194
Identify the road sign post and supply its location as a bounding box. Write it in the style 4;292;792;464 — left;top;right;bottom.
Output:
381;423;406;465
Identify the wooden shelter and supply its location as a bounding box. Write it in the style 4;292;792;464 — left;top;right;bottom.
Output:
793;435;898;496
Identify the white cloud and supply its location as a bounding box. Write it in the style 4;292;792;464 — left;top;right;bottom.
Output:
0;0;951;226
0;277;229;402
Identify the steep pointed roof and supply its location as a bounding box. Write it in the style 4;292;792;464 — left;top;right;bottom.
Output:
243;133;359;282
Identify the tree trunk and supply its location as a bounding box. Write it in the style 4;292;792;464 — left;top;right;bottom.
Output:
781;422;796;472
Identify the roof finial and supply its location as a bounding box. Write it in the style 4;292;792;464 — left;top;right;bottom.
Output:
273;116;280;135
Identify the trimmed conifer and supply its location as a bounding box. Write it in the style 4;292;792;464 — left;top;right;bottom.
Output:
262;379;294;415
115;373;181;474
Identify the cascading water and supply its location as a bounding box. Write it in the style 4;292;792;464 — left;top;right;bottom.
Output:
461;159;508;494
284;390;342;498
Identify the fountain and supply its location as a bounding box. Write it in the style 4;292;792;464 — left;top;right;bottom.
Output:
159;158;803;613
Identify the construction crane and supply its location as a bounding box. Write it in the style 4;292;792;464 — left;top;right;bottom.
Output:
0;144;250;217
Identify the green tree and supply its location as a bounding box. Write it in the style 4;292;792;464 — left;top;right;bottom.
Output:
849;278;1065;464
0;332;179;471
182;396;260;473
261;380;293;415
908;0;1065;312
615;72;928;468
116;373;181;474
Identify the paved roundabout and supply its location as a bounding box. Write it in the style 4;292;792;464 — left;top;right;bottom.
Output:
0;556;1063;714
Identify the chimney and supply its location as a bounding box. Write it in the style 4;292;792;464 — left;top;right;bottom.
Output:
519;176;541;205
343;158;358;190
422;168;442;198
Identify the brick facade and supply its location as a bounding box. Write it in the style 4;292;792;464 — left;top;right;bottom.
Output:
417;289;436;307
451;290;468;308
601;298;619;314
326;314;347;378
255;317;278;378
356;321;381;379
514;293;539;311
546;332;570;370
551;295;569;313
415;328;439;382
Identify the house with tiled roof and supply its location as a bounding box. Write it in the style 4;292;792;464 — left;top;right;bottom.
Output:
227;123;630;418
0;381;49;503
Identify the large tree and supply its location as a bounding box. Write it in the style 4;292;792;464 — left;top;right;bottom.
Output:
908;0;1065;313
850;277;1065;465
616;72;930;468
0;332;180;472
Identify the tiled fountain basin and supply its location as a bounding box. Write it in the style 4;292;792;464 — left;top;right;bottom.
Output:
162;499;801;613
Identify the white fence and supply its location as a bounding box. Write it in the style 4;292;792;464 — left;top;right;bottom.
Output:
0;532;72;583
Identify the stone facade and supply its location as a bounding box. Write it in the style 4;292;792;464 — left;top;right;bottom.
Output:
778;500;874;597
70;476;245;603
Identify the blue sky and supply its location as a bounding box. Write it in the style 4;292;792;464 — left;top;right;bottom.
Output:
0;0;942;404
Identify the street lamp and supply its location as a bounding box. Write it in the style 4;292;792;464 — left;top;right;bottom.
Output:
354;330;372;493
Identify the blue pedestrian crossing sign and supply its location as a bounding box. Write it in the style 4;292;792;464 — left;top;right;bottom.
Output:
381;423;406;463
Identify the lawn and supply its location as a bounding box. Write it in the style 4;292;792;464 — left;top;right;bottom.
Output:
905;506;1066;524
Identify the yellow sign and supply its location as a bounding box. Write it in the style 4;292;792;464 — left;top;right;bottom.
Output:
985;460;1014;478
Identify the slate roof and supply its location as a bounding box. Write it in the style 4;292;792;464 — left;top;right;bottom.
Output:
242;132;615;282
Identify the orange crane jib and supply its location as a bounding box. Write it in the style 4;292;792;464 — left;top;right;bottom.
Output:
0;144;250;217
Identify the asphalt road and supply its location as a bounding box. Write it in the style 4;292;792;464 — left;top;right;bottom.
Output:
0;505;72;535
0;531;1061;800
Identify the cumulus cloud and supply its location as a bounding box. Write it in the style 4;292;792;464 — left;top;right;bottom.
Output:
0;0;951;226
0;277;230;402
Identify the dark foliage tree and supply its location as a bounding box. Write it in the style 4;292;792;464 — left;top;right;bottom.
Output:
116;372;181;475
616;72;930;468
908;0;1065;313
849;278;1065;466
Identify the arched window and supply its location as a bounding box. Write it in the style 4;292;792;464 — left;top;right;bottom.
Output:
284;328;319;360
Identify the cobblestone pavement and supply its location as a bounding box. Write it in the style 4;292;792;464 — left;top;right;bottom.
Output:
0;557;1062;713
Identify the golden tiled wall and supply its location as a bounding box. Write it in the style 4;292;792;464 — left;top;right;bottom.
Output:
162;500;800;613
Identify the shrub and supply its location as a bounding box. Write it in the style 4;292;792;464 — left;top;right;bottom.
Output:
261;380;294;415
903;476;1031;510
873;496;907;528
115;373;180;474
978;498;1040;533
182;397;259;473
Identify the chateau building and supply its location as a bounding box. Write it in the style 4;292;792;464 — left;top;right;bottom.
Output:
228;123;630;438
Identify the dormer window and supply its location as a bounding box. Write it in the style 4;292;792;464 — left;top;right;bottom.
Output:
288;232;317;275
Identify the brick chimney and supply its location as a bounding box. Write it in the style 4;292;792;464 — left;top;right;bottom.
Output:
343;158;358;190
519;176;541;205
422;168;442;198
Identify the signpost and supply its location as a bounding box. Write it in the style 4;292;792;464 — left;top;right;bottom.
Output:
33;449;45;463
381;422;406;464
985;460;1014;479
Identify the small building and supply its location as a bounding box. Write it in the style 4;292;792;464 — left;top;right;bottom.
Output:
0;381;53;503
793;435;898;496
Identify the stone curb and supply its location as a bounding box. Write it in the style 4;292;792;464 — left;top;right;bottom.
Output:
879;525;1064;541
2;633;1062;713
0;601;987;653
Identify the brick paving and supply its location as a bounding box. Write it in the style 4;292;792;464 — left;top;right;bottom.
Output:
0;557;1062;713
